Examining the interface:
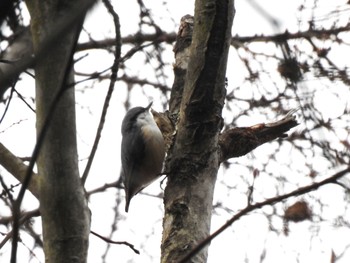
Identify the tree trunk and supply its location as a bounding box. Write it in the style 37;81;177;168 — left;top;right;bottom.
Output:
161;0;235;262
26;0;90;262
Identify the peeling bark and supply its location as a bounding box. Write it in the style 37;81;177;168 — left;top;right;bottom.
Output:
161;1;235;262
219;109;299;162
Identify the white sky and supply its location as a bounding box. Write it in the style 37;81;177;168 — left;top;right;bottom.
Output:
0;0;350;262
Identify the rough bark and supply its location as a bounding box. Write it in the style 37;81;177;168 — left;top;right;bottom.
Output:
26;0;90;262
219;109;299;162
161;1;235;262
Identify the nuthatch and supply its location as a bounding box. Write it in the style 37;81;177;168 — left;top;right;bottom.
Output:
121;102;165;212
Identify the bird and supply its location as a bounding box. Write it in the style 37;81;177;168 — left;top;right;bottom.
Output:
121;102;165;212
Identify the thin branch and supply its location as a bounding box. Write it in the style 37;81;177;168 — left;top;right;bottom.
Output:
231;23;350;47
179;166;350;263
86;180;120;196
12;88;36;113
77;25;350;52
90;230;140;254
118;74;170;92
81;0;121;185
86;178;163;199
77;32;176;51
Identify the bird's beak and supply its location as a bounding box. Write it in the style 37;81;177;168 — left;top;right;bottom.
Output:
146;101;153;110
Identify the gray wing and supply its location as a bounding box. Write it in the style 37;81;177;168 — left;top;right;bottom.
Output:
121;125;145;191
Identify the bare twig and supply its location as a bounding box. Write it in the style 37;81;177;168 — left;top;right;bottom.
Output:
231;24;350;47
86;181;120;196
77;32;176;51
90;230;140;254
81;0;121;185
179;166;350;263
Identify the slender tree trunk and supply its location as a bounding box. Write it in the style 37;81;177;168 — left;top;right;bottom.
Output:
26;0;90;262
161;0;235;262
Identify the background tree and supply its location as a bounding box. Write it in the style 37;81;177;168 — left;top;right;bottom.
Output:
0;0;349;262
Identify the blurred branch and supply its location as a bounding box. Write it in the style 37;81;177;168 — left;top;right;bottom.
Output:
0;208;40;249
1;22;348;98
86;180;120;196
78;24;350;52
0;208;40;226
78;32;176;51
231;23;350;47
119;74;170;92
0;143;39;198
179;166;350;263
86;179;163;200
